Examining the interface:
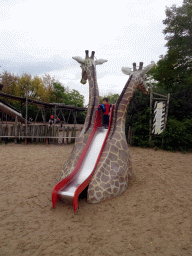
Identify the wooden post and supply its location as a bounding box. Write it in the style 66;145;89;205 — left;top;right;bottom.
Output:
14;116;18;144
56;126;58;144
53;105;56;141
74;127;76;143
149;87;153;146
164;93;170;130
71;127;75;143
4;125;8;144
25;90;28;145
42;108;46;124
54;105;56;126
0;124;2;142
62;126;65;144
162;93;170;147
31;125;34;142
128;126;132;144
66;126;69;144
36;125;39;143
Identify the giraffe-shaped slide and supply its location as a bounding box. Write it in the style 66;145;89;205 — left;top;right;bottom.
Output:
52;51;154;213
52;51;110;212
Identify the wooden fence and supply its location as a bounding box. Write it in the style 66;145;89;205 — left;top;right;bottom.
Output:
0;123;82;144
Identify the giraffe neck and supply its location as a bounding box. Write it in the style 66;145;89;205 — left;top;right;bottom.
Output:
110;76;139;138
84;65;100;133
117;75;140;119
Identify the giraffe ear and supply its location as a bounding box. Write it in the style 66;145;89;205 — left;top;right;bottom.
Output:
72;56;85;64
95;59;108;65
121;67;131;75
141;61;155;75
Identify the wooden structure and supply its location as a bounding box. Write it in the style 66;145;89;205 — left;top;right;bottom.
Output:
0;92;86;111
0;121;83;145
0;87;86;144
0;91;86;124
149;87;170;145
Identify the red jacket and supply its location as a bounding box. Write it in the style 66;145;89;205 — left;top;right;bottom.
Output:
104;103;111;115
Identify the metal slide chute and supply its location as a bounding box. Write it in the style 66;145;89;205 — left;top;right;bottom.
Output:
0;99;26;123
52;106;114;213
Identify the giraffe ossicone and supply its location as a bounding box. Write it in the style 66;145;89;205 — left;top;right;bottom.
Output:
122;61;155;76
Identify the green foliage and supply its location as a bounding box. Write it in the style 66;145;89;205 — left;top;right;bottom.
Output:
52;82;65;103
151;0;192;93
0;71;85;123
147;0;192;95
162;118;192;151
125;89;150;147
149;50;182;92
168;85;192;120
99;93;119;104
130;107;150;148
163;1;192;59
76;111;86;124
163;0;192;78
66;89;84;107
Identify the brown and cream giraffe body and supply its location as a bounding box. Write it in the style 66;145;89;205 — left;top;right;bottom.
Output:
87;62;155;203
59;51;107;181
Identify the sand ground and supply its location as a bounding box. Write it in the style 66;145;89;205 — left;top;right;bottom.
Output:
0;143;192;256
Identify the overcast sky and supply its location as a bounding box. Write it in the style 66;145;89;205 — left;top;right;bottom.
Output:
1;0;183;104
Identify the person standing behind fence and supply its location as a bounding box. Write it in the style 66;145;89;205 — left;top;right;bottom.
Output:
49;115;54;125
97;98;112;129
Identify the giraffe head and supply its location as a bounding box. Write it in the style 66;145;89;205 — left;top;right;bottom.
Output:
72;50;108;84
121;61;155;94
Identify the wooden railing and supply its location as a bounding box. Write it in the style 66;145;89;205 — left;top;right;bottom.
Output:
0;123;83;144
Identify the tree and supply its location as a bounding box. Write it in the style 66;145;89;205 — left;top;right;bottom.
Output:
99;93;120;104
163;1;192;57
0;70;85;123
17;73;33;97
32;76;47;102
52;82;66;103
66;89;84;107
126;1;192;150
125;89;150;147
1;71;18;95
162;0;192;87
148;0;192;121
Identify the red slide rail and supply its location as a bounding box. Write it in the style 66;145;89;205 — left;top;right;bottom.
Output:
73;105;113;212
52;109;102;208
52;105;113;213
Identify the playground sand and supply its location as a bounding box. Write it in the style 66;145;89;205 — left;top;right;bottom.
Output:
0;144;192;256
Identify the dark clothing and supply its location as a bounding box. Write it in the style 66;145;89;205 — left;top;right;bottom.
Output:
103;114;109;126
97;104;106;113
97;103;112;127
97;104;112;115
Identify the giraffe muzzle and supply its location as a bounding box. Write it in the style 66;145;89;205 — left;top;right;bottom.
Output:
81;79;87;84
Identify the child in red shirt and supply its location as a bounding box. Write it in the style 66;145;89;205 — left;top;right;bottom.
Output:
97;98;112;128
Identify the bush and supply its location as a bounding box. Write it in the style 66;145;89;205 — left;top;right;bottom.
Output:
130;108;150;148
162;118;192;151
125;89;150;147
